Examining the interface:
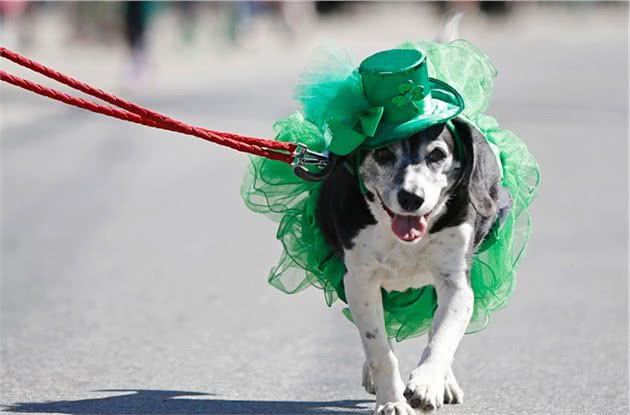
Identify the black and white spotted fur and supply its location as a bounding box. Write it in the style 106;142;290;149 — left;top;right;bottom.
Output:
316;118;511;414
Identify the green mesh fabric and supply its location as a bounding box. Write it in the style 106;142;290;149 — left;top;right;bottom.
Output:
241;40;540;341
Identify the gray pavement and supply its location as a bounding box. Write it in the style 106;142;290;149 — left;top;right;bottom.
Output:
1;4;628;415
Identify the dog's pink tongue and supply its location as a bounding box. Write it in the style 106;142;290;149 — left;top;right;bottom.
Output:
391;215;428;242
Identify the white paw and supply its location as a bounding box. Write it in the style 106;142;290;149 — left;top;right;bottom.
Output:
376;401;416;415
443;369;464;404
362;360;376;395
404;366;445;411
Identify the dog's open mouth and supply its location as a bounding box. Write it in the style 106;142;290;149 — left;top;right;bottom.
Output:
376;192;430;242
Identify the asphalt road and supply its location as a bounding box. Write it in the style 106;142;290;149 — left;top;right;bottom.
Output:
1;4;628;415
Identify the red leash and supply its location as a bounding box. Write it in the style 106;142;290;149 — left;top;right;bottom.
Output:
0;47;296;164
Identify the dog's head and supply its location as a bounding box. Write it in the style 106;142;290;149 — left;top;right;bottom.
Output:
359;119;496;243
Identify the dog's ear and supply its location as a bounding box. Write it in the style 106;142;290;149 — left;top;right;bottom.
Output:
451;118;497;218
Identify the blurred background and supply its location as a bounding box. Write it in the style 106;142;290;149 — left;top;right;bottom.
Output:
1;2;628;415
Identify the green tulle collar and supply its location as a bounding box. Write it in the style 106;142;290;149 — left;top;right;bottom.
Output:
241;39;540;341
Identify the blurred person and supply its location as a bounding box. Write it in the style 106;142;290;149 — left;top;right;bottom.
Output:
436;1;511;17
278;1;317;38
479;1;510;16
314;1;346;16
0;0;28;20
72;2;122;45
176;1;198;46
222;1;308;47
223;1;254;46
263;1;292;33
123;1;152;90
0;0;32;48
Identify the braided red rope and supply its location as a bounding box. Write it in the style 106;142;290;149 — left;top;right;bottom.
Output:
0;47;296;164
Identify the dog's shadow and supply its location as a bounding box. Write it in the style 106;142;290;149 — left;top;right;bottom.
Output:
3;389;371;415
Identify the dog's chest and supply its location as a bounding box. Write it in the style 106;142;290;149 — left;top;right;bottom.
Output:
345;222;459;292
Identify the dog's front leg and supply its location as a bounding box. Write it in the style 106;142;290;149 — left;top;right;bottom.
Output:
405;272;473;411
344;271;414;415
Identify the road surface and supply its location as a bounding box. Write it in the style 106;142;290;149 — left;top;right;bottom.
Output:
2;4;628;415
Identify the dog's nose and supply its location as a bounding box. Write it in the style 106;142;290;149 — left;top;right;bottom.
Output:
397;190;424;212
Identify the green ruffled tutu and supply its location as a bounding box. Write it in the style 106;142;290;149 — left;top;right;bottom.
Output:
241;40;540;341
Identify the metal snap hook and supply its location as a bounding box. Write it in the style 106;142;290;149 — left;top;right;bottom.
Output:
291;144;333;182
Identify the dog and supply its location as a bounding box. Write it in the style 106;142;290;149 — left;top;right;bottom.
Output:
316;118;511;414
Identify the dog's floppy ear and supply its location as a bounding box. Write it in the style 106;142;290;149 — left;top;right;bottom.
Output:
451;118;497;218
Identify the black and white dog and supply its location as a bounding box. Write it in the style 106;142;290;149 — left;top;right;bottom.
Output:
317;118;510;414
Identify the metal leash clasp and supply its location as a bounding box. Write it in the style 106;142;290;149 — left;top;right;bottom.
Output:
292;143;333;182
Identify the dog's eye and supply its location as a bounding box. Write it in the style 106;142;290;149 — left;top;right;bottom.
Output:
426;148;447;163
372;148;395;164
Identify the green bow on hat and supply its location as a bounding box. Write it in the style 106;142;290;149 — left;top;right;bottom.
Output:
326;48;465;156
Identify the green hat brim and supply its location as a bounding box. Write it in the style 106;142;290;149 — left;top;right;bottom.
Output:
361;78;464;149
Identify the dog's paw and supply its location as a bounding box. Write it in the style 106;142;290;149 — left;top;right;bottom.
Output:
443;369;463;404
404;366;445;411
362;360;376;395
375;401;415;415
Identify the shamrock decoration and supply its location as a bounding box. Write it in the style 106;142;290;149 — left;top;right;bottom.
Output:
391;80;425;109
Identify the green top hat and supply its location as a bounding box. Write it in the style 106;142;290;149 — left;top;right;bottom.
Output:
327;48;464;155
